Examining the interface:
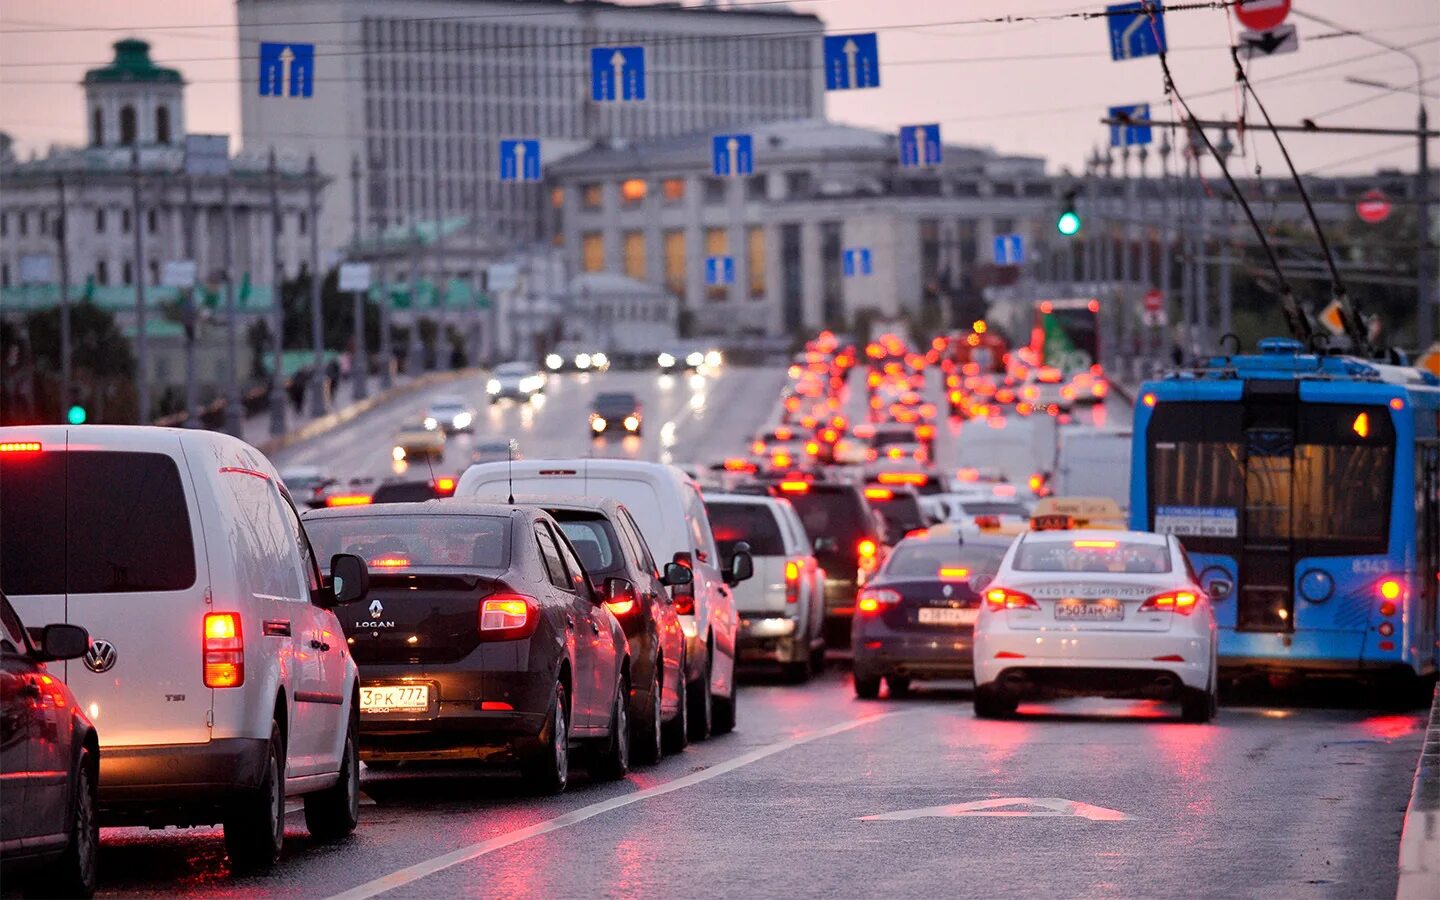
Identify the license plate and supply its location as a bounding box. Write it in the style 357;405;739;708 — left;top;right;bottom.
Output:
918;607;977;626
1055;600;1124;622
360;684;429;713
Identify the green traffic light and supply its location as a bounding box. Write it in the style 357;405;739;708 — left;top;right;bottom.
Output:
66;405;87;425
1057;211;1082;237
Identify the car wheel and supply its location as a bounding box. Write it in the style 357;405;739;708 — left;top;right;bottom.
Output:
304;709;360;840
633;661;663;766
661;651;689;755
686;652;713;742
809;643;827;675
522;681;569;795
973;683;1018;719
591;675;631;780
1180;672;1218;724
224;721;285;871
853;673;881;700
41;745;98;898
886;676;912;698
712;677;737;736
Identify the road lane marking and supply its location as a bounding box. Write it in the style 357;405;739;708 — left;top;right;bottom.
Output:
859;797;1135;822
330;712;901;899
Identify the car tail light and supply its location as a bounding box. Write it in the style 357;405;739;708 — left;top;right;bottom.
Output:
478;593;539;640
203;613;244;688
1028;473;1044;492
857;587;901;613
1139;590;1200;615
857;538;878;559
326;493;373;507
434;476;458;496
877;471;926;486
773;452;792;468
1142;393;1157;407
1378;577;1404;601
751;440;766;455
778;480;810;493
805;441;820;455
864;487;893;500
784;559;802;605
985;587;1039;611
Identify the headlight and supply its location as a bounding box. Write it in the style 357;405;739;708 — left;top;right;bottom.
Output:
658;352;676;368
705;350;722;368
576;353;592;369
593;352;609;369
452;412;472;429
591;416;607;432
686;351;704;367
392;446;406;461
623;415;640;432
423;417;438;430
486;379;501;394
545;353;563;370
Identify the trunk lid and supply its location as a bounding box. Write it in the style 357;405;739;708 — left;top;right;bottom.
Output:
732;556;791;616
344;572;504;665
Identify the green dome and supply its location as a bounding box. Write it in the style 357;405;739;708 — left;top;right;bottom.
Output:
84;39;182;85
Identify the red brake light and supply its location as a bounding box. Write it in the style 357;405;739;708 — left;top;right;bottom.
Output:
724;457;756;472
1139;590;1200;615
877;471;926;486
0;441;42;453
1378;578;1403;601
864;487;894;500
203;613;244;688
1028;474;1043;491
857;539;878;559
478;593;538;640
435;476;457;496
369;556;411;568
1073;539;1117;549
1390;397;1405;411
805;441;820;455
938;567;970;581
326;493;373;507
985;587;1039;611
857;588;900;613
779;480;810;493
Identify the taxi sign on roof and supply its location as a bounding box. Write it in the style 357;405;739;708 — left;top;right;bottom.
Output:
1030;497;1126;530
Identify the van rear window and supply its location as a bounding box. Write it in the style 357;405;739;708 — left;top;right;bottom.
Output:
0;451;197;594
706;502;786;558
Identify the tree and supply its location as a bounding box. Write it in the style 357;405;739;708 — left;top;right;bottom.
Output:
18;301;137;423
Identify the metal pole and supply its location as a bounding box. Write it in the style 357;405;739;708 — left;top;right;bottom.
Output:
429;140;445;371
1081;155;1096;284
1137;146;1152;366
1216;128;1235;341
1119;145;1134;362
1420;104;1434;346
55;174;72;423
1179;150;1196;360
222;174;242;438
131;147;150;424
350;153;369;402
268;149;288;437
183;175;199;427
1159;135;1174;367
407;225;424;375
307;154;327;417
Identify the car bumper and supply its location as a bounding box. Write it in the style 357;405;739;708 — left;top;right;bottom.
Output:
738;615;806;664
97;738;268;825
975;631;1211;693
853;630;975;680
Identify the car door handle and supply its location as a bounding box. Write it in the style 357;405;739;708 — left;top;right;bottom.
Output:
309;639;330;651
566;615;575;630
263;619;291;637
590;620;601;635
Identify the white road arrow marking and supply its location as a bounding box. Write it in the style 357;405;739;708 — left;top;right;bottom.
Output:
610;50;627;100
859;797;1135;822
842;39;858;87
279;46;295;96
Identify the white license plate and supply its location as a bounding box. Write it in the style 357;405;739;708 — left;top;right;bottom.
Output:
918;607;978;626
360;685;429;713
1055;601;1124;622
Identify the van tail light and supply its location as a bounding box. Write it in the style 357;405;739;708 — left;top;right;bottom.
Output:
478;593;539;640
857;588;901;614
785;560;801;605
326;493;372;507
434;476;458;497
203;613;244;688
1139;590;1200;615
857;539;878;559
985;587;1039;611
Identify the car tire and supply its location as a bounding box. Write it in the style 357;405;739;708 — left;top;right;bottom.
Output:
661;652;689;755
304;710;360;841
686;652;713;742
854;674;881;700
886;676;912;698
712;678;737;736
1180;683;1218;724
224;721;285;871
809;643;827;675
39;745;98;898
591;676;631;781
633;662;664;767
973;683;1018;719
522;681;569;795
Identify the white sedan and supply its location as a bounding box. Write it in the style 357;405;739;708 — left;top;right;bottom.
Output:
972;529;1218;723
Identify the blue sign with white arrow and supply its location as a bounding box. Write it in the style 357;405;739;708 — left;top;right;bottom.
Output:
899;123;942;168
259;42;315;97
842;248;873;278
712;135;754;177
591;46;646;101
824;33;880;90
705;256;735;286
993;234;1025;265
499;140;541;182
1107;103;1153;147
1106;2;1167;61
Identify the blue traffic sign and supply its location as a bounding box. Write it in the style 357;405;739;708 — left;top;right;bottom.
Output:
993;234;1025;266
259;42;315;98
712;135;754;177
1106;2;1167;61
899;123;942;168
591;46;646;101
705;256;735;286
824;33;880;90
499;140;542;182
1108;103;1153;147
842;248;873;278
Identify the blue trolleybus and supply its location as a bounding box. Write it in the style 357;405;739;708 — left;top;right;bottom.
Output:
1129;338;1440;684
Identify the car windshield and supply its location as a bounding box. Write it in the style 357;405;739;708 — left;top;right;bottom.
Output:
884;543;1007;578
1013;538;1172;574
305;514;511;570
956;501;1029;517
496;363;534;375
594;393;637;410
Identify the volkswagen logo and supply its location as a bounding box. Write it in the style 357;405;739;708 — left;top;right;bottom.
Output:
368;599;384;619
84;639;117;674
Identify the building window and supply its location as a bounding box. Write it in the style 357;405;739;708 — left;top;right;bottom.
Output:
119;105;137;146
746;175;766;202
551;188;564;209
0;213;6;236
581;183;603;210
122;261;133;285
95;209;105;233
156;106;171;145
299;212;308;236
39;211;48;234
97;260;109;285
581;231;604;273
820;221;843;326
703;178;727;204
663;229;685;298
122;209;132;234
620;179;647;206
622;231;646;280
705;227;728;302
994;217;1014;236
147;209;157;233
148;259;160;285
746;226;765;299
91;108;103;147
662;179;685;203
18;212;27;236
785;171;812;199
781;223;803;331
1;263;9;288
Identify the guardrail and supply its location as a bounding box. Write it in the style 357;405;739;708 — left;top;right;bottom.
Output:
1397;682;1440;899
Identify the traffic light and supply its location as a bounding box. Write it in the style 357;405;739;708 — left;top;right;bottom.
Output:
66;404;87;425
1057;189;1082;236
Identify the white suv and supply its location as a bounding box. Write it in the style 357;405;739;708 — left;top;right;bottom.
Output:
0;426;371;870
457;458;747;739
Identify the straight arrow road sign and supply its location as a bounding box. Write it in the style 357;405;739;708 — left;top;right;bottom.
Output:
711;135;754;177
704;256;734;286
499;140;542;182
590;46;646;101
842;248;873;277
899;124;942;167
259;42;315;97
824;33;880;90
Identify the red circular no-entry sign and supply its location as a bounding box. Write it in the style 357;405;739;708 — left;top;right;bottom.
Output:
1356;189;1392;225
1143;289;1163;312
1234;0;1291;32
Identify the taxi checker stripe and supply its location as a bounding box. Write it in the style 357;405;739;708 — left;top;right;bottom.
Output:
328;712;902;900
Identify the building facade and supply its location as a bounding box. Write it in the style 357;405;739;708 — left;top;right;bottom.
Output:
237;0;825;261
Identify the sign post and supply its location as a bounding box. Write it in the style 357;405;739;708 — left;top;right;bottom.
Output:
340;262;372;401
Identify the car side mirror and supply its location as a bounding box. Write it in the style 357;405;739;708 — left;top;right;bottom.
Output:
329;552;370;606
661;561;693;587
726;542;755;586
603;576;636;608
35;623;90;662
814;536;838;554
1207;579;1232;600
967;573;994;594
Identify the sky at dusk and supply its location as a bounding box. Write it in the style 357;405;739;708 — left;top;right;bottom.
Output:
1;0;1436;177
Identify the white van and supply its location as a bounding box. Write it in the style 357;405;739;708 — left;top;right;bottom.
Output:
1054;427;1133;511
0;426;371;870
456;459;746;739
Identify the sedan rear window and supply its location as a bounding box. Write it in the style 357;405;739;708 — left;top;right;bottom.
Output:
305;515;510;570
550;512;623;577
1013;538;1172;574
885;544;1007;578
706;502;785;558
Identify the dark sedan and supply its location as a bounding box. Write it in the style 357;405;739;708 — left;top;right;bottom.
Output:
302;501;631;793
589;392;643;437
851;531;1012;699
537;496;692;764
